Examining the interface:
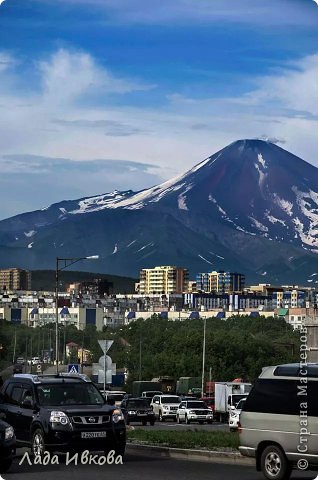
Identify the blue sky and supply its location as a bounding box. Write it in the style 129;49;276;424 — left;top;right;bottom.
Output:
0;0;318;219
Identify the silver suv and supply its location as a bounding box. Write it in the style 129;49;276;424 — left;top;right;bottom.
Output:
239;363;318;480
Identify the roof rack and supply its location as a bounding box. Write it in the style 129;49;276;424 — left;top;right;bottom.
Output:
37;373;91;382
13;374;41;384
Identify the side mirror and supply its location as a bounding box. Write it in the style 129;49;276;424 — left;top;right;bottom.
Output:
230;405;235;410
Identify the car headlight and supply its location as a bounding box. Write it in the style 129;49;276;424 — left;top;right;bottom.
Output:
112;409;125;423
128;410;136;415
5;426;14;440
50;411;71;425
163;407;169;411
188;410;196;414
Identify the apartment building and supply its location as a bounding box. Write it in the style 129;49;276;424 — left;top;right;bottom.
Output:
0;268;31;291
139;266;189;294
196;271;245;293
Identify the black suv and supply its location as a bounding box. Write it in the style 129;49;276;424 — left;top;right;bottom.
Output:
120;397;155;425
0;374;126;457
0;418;16;472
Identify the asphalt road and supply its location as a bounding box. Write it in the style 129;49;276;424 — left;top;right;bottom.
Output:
4;450;316;480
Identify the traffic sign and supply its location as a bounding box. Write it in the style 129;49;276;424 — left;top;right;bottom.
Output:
68;364;79;374
98;340;113;354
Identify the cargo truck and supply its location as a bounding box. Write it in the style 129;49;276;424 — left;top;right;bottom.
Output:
214;382;251;422
132;380;162;397
176;376;201;396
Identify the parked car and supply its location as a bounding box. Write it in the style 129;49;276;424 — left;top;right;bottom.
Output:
0;418;16;473
101;391;126;407
229;397;246;432
15;357;25;365
120;397;155;426
150;394;181;422
176;400;213;424
0;373;126;457
27;357;41;366
239;363;318;479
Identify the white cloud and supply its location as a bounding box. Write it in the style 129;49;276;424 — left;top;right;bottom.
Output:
1;47;318;219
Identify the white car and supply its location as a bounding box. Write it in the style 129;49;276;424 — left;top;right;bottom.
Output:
229;397;246;431
150;395;181;421
176;400;213;424
27;357;41;365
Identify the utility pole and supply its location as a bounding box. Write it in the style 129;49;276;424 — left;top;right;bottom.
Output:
12;328;17;364
201;317;206;398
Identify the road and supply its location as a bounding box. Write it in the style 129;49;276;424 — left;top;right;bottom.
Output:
4;450;316;480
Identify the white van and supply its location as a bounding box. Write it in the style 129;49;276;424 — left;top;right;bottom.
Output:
239;363;318;480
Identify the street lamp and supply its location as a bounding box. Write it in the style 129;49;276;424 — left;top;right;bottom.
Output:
201;316;206;398
55;255;99;374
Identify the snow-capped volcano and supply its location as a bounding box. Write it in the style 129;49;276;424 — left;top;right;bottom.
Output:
1;139;318;283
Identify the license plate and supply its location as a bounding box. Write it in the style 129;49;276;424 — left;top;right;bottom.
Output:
138;413;147;416
81;431;106;439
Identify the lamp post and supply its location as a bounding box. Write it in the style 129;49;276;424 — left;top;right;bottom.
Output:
201;316;206;398
55;255;99;374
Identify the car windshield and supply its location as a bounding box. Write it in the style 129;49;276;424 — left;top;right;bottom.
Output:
187;401;206;409
36;383;105;406
128;400;149;408
162;396;180;403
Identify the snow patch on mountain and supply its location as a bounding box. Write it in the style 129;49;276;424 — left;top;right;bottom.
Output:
126;240;137;247
112;243;118;254
136;242;154;253
273;194;293;217
71;190;134;214
27;242;33;248
292;187;318;247
265;212;286;226
198;254;214;265
178;185;193;211
249;216;268;232
24;230;36;238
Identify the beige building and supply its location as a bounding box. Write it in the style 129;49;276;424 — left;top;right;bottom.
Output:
139;266;189;294
0;268;31;291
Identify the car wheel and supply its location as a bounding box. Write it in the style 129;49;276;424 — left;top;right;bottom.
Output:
32;428;46;457
159;411;165;422
142;420;147;426
261;445;292;480
185;415;190;425
150;420;155;426
0;459;12;473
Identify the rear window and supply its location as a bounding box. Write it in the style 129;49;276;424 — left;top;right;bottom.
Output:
243;379;318;416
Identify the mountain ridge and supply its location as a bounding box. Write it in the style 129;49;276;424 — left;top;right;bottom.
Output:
1;139;318;285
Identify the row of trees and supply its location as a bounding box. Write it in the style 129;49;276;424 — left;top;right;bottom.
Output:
0;315;300;383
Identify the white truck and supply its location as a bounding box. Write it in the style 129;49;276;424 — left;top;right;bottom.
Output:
214;382;251;422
